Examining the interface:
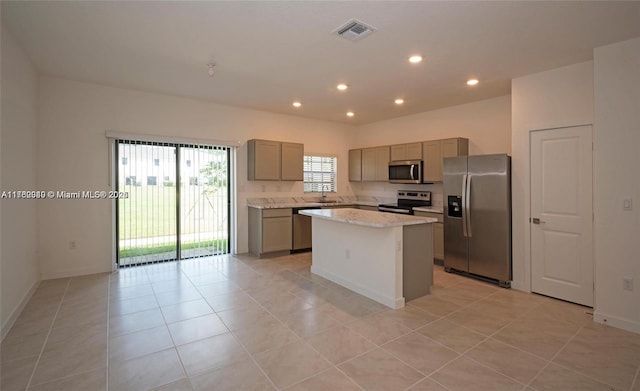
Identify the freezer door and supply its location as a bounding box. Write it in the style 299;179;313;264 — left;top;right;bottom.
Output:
443;156;468;272
467;154;512;281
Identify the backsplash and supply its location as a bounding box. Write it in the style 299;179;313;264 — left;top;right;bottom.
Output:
351;182;444;208
247;194;396;207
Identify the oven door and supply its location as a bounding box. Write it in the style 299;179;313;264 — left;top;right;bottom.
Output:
388;160;422;184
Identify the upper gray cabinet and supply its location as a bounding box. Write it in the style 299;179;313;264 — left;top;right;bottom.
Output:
422;137;469;182
281;142;304;181
390;142;422;161
247;139;303;181
348;149;362;182
362;146;390;181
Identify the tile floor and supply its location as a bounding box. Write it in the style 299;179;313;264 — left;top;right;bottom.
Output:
2;252;640;391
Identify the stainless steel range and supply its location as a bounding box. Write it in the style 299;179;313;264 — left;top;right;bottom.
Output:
378;190;431;215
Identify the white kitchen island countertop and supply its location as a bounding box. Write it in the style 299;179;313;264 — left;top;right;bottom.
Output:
300;208;437;228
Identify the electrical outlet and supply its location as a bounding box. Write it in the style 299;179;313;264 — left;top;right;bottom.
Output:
623;277;633;291
69;241;77;250
261;185;266;192
623;198;633;211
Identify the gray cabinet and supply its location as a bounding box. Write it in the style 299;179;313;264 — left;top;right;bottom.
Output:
422;138;468;182
281;142;304;181
247;139;303;181
414;211;444;260
362;146;390;181
390;142;422;161
248;207;292;257
348;149;362;182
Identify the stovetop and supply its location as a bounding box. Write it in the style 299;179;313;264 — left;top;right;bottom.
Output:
378;190;432;214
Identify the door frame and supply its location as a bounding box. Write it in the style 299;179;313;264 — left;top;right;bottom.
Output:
114;139;233;267
527;124;595;304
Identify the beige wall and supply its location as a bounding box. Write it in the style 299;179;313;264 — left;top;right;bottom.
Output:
0;27;41;338
36;77;356;278
511;61;594;292
593;37;640;333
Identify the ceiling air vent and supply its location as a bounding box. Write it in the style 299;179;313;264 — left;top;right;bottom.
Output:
333;19;376;42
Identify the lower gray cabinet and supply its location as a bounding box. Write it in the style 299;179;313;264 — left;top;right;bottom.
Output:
248;207;292;257
414;211;444;260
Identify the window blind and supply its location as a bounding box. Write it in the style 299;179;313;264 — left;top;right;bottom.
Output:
303;155;337;193
116;139;230;267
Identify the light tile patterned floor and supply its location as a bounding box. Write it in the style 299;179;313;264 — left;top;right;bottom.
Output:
2;252;640;391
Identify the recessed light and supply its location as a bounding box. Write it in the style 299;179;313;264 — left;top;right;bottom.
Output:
337;83;349;91
292;101;302;108
467;79;479;86
409;55;423;64
346;111;355;117
394;98;404;105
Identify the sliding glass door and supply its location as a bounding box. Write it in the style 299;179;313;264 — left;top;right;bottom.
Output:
116;140;230;267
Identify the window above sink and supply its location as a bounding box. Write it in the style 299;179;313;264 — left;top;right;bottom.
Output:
303;155;337;193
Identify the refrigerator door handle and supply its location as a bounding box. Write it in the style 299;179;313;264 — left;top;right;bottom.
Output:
466;175;472;237
462;174;468;237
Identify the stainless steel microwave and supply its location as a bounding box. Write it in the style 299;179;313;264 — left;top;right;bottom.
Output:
388;160;423;184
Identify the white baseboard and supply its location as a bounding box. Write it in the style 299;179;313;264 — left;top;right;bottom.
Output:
593;311;640;335
1;278;41;341
41;265;112;280
510;281;529;293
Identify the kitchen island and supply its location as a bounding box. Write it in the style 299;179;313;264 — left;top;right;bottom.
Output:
300;208;437;309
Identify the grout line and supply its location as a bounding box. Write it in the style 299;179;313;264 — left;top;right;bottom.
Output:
630;364;640;391
227;253;375;390
179;256;280;390
524;324;584;389
152;264;192;388
24;278;71;389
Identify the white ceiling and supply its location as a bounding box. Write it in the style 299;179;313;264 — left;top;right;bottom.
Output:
3;1;640;125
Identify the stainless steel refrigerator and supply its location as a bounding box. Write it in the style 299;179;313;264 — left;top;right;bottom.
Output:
443;154;512;287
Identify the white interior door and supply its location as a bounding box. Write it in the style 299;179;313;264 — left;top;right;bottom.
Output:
530;125;593;307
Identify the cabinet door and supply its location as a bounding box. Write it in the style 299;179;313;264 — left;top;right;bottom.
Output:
433;222;444;260
361;148;377;181
390;145;406;161
349;149;362;181
262;216;292;252
422;140;442;182
250;140;281;180
406;143;423;160
375;146;390;181
441;138;461;159
281;142;304;181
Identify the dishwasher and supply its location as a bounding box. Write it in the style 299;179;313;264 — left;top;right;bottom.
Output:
292;207;314;252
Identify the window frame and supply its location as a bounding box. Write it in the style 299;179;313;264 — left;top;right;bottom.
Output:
303;154;337;193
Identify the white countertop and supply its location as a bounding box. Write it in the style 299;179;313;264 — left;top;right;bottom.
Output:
247;200;381;209
300;208;437;228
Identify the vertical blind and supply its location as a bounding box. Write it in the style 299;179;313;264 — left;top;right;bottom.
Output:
116;140;230;267
303;155;337;193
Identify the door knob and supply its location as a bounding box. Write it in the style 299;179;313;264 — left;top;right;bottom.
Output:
532;218;545;224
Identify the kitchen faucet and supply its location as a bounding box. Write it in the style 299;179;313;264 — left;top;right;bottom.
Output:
321;184;328;200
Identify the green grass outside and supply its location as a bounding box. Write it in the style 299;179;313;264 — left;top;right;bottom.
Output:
119;238;229;259
118;185;229;261
118;185;228;239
